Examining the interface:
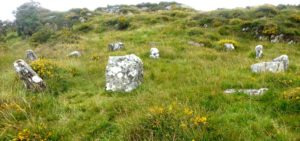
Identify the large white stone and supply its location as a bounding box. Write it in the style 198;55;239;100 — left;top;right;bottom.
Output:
150;48;159;59
251;55;289;73
105;54;143;92
251;61;284;73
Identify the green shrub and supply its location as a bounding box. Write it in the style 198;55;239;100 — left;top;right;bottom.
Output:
262;23;278;35
187;28;204;36
106;16;130;30
74;23;93;33
56;28;80;44
30;27;55;45
218;26;230;35
290;14;300;23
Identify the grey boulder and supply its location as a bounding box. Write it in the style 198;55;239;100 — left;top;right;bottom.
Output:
255;45;263;58
105;54;143;92
224;43;235;51
251;55;288;73
68;51;81;57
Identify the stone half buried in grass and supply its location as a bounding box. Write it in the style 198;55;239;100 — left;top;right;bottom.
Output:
105;54;143;92
13;59;46;92
224;88;269;96
108;42;124;51
68;51;81;57
25;49;38;61
224;43;235;51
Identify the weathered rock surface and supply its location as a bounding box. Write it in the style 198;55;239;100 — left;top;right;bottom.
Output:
105;54;143;92
108;42;124;51
251;55;288;73
68;51;81;57
255;45;263;58
26;50;38;61
224;88;269;95
224;43;235;51
150;48;159;59
13;59;46;92
251;61;285;73
273;55;289;71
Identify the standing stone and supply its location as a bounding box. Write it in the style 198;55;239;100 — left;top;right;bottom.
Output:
255;45;263;58
13;59;46;92
108;42;124;51
26;50;38;61
273;55;288;71
68;51;81;57
150;48;159;59
224;43;235;51
105;54;143;92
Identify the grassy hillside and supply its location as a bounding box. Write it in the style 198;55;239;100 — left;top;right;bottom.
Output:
0;3;299;141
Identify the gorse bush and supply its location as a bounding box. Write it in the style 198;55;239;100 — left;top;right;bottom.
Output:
30;59;58;79
106;16;130;30
262;23;278;36
127;102;207;140
56;28;80;44
74;23;93;33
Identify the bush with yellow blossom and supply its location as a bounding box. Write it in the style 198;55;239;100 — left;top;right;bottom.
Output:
30;59;58;79
127;102;207;140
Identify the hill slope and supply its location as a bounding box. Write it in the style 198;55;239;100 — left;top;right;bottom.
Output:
0;3;299;140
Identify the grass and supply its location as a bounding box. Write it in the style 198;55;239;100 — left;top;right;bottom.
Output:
0;5;300;141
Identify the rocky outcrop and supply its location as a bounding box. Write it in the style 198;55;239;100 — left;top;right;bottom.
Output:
105;54;143;92
13;59;46;92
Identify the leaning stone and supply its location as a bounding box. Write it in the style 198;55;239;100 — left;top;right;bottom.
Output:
13;59;46;92
224;43;235;51
105;54;143;92
68;51;81;57
273;55;288;71
224;88;268;96
26;49;38;61
150;48;159;59
251;61;285;73
108;42;124;51
255;45;263;59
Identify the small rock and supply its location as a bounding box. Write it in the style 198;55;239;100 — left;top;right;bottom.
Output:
13;59;46;92
224;88;269;95
105;54;143;92
188;41;204;47
224;43;235;51
68;51;81;57
255;45;263;59
288;40;294;45
79;17;86;23
108;42;124;51
26;49;38;61
150;48;159;59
